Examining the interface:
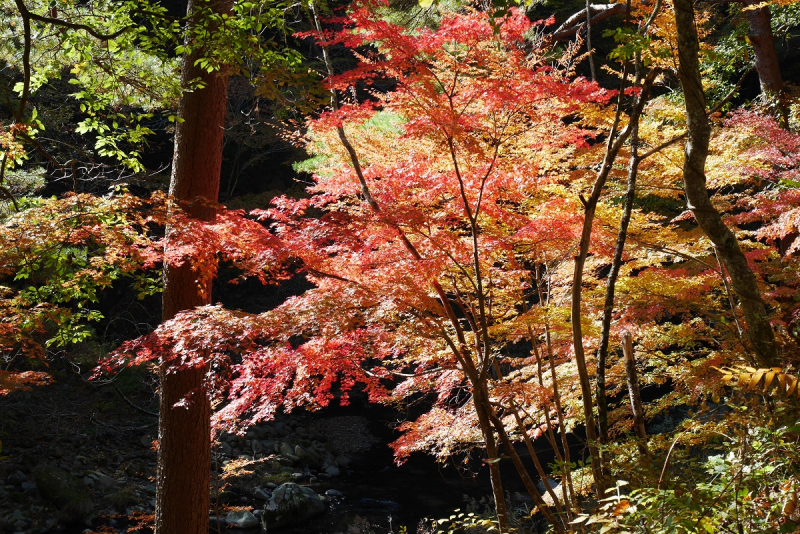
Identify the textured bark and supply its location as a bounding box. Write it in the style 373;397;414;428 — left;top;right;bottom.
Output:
673;0;778;367
156;365;211;534
585;0;597;81
509;404;568;523
156;0;231;532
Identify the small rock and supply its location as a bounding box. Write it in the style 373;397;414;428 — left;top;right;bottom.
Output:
221;441;233;456
143;484;157;495
265;482;278;489
139;436;153;448
254;488;271;500
92;473;116;491
8;509;25;522
83;477;95;487
535;478;559;495
20;481;37;492
225;510;259;529
325;466;341;477
335;455;351;468
7;471;27;485
309;476;319;484
209;516;227;530
279;442;294;457
325;489;344;498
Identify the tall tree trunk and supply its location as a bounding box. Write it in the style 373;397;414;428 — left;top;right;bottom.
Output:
673;0;779;368
156;0;231;532
742;0;787;124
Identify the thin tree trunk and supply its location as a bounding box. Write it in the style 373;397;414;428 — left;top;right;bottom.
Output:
585;0;597;81
486;404;564;531
570;65;658;497
597;64;644;445
536;266;578;510
673;0;779;368
472;388;511;531
157;0;231;531
622;333;648;458
509;403;568;522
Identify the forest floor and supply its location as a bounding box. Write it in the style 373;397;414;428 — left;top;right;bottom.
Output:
0;363;161;533
0;361;489;534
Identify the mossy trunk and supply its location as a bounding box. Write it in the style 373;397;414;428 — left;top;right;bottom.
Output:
673;0;779;367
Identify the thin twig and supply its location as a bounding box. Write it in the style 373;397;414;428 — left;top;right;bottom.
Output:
658;433;683;489
113;384;159;417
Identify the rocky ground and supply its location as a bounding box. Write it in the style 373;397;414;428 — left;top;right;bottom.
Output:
0;365;384;534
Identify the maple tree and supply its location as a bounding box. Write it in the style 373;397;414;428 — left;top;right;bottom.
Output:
264;3;613;529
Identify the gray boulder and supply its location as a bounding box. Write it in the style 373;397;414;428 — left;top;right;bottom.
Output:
33;465;92;522
262;482;325;529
